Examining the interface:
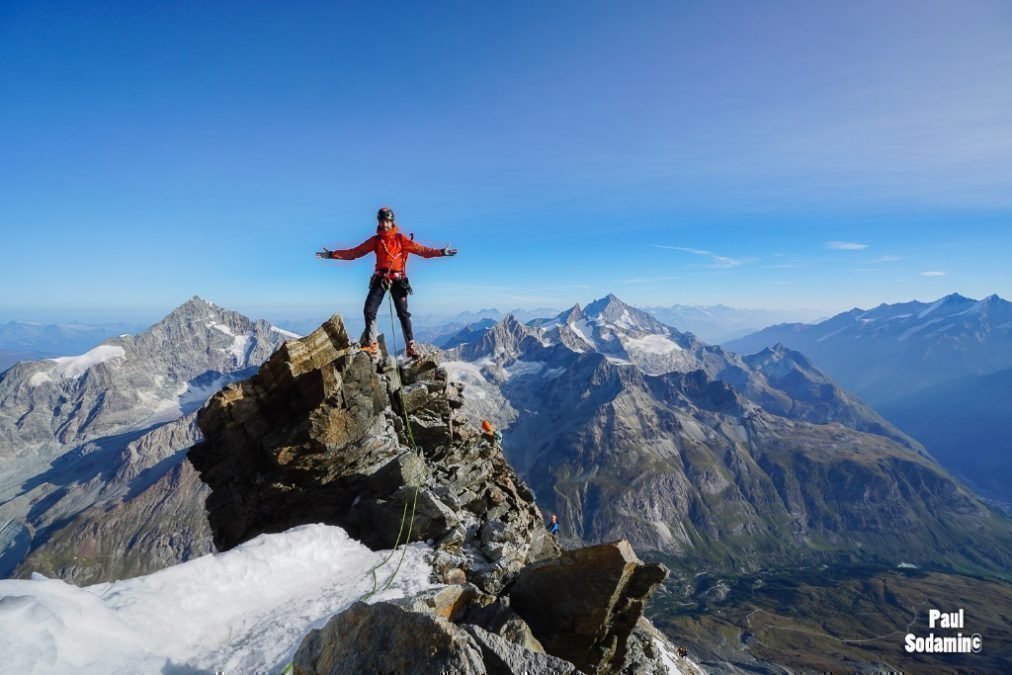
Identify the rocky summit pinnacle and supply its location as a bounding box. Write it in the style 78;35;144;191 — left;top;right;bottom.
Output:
188;313;674;674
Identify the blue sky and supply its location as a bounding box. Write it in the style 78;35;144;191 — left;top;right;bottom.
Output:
2;0;1010;323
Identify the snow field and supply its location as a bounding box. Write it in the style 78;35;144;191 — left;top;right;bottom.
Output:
1;524;434;674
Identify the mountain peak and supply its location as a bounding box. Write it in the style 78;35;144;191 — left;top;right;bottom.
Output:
583;294;670;335
557;304;585;324
584;293;630;316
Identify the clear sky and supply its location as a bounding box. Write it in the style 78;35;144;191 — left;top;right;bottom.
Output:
2;0;1010;323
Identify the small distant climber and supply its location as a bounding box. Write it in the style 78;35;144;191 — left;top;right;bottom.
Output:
316;206;457;359
547;514;560;542
481;419;502;444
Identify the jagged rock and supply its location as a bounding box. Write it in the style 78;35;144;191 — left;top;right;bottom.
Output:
463;624;584;675
189;313;560;595
458;600;547;654
393;584;479;621
292;601;487;675
616;620;679;675
293;592;584;675
508;540;669;675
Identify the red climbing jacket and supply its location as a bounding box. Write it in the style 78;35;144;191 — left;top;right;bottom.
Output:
326;225;444;277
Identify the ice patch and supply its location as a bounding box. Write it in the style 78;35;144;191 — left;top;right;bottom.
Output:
614;309;635;330
503;360;545;379
625;334;682;354
207;321;235;337
570;319;596;347
208;322;251;363
0;524;433;674
442;360;490;399
28;372;53;387
544;367;566;380
41;345;128;380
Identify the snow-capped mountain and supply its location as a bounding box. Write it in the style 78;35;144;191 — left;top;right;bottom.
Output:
439;294;1012;575
725;293;1012;404
0;320;147;374
0;297;296;580
446;294;916;450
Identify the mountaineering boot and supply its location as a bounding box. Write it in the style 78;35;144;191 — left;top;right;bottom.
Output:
360;342;379;357
405;341;422;360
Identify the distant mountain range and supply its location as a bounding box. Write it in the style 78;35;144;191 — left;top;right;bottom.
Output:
441;294;1011;575
725;293;1012;405
642;304;826;344
0;320;147;373
0;297;293;581
725;292;1012;507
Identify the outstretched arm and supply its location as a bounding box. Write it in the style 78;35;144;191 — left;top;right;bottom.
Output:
316;236;376;260
405;238;457;258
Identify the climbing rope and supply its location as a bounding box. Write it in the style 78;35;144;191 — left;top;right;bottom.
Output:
357;293;425;600
282;294;428;672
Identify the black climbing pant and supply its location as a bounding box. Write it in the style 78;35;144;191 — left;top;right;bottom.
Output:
363;275;413;346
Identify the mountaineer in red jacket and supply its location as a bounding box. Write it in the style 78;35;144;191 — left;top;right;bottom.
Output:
316;207;457;359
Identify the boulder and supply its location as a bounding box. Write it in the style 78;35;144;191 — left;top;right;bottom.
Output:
508;540;669;674
292;601;486;675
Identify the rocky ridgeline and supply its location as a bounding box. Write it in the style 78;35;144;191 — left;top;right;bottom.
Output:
188;315;673;674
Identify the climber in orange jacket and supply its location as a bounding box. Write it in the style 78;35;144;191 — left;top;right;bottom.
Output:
316;207;457;358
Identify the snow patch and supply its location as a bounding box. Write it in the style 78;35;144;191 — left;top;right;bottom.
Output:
570;319;596;347
897;562;919;569
614;309;635;330
28;372;53;387
625;334;682;354
917;297;946;319
270;326;301;339
654;637;689;675
816;325;848;342
208;322;251;363
442;360;490;399
0;524;433;674
40;345;128;381
897;317;945;342
502;360;545;379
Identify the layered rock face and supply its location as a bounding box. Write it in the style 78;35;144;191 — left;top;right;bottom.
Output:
190;314;675;673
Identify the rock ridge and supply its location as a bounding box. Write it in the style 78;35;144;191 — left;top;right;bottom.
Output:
188;313;673;673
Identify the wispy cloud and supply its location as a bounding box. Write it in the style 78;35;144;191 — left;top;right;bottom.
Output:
826;241;869;250
867;255;904;264
620;276;680;284
763;263;805;269
920;271;947;277
651;245;746;269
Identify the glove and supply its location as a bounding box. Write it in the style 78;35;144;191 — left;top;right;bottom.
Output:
442;244;458;257
315;248;333;259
